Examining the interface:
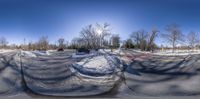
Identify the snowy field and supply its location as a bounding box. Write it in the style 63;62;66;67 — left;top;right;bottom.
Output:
153;49;200;56
0;49;200;98
128;49;200;56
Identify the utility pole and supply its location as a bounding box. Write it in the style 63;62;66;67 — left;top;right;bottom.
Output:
23;38;26;50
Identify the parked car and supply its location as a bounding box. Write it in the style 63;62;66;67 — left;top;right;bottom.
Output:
76;48;90;55
57;48;64;51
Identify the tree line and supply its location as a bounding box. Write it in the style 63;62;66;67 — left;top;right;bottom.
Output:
0;23;200;52
124;23;200;52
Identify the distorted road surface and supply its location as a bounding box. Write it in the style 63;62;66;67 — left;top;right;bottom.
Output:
0;50;200;98
122;50;200;96
0;51;24;95
21;51;120;96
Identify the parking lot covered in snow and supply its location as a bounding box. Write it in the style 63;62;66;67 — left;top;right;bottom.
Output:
0;49;200;98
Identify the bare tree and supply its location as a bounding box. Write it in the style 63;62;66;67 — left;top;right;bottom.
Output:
80;24;95;49
0;37;8;49
131;31;140;48
58;38;65;49
65;41;69;48
131;30;148;50
96;23;111;47
70;37;81;49
28;42;33;50
110;34;120;48
37;36;49;50
187;31;199;50
80;23;111;49
10;44;18;49
162;24;184;52
124;38;134;49
147;28;159;52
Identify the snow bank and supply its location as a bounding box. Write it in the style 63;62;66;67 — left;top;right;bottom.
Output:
130;49;200;56
0;49;15;53
73;55;115;76
74;56;109;75
113;49;126;55
72;53;95;58
32;51;51;56
131;49;151;54
99;49;125;55
99;49;112;54
99;49;107;54
153;50;200;56
21;51;37;57
73;55;119;76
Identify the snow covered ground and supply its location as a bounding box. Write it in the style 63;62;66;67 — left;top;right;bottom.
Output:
21;51;37;57
129;49;200;56
73;55;115;75
19;50;121;96
0;49;17;53
153;50;200;56
0;51;24;95
1;93;200;99
72;53;95;58
0;49;200;98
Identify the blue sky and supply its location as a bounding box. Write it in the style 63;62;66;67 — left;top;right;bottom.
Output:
0;0;200;45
